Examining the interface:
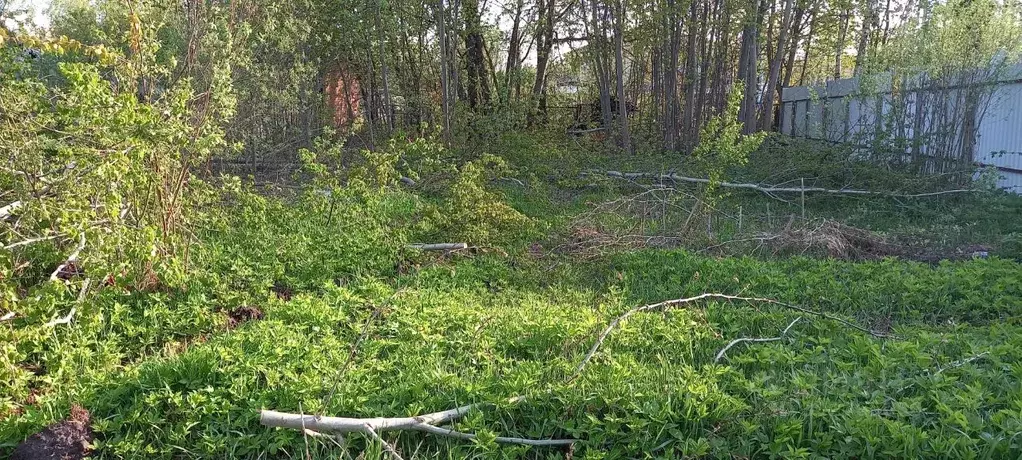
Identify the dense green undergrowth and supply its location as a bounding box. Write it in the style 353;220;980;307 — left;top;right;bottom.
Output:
3;202;1022;458
3;125;1022;459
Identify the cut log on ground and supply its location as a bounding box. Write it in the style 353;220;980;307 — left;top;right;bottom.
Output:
260;398;575;447
593;170;977;198
407;243;469;251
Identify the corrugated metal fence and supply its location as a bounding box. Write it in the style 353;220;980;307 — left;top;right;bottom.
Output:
779;65;1022;192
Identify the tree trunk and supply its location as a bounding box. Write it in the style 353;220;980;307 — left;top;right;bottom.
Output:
591;0;613;129
835;9;849;79
854;0;875;75
782;5;805;87
681;0;700;147
663;0;681;150
529;0;555;124
374;0;394;130
613;0;631;153
437;0;452;142
504;0;524;106
760;0;793;131
693;0;713;135
737;0;764;134
798;6;816;86
462;0;490;109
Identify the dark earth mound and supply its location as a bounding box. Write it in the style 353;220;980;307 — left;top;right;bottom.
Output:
11;405;92;460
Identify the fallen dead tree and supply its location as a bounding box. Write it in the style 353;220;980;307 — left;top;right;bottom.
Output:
593;170;977;198
260;397;576;448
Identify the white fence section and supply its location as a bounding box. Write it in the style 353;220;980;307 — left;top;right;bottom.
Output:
779;66;1022;192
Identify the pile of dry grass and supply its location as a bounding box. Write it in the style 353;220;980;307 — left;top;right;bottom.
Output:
769;219;900;260
554;225;683;259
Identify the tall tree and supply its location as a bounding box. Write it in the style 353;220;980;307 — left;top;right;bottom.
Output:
462;0;490;108
613;0;631;152
760;0;794;130
436;0;452;142
374;0;395;130
737;0;765;134
529;0;556;123
835;4;850;79
681;0;701;146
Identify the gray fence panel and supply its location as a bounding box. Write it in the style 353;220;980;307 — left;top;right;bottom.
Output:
780;67;1022;192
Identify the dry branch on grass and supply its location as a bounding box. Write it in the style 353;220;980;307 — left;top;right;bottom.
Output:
43;279;90;328
572;293;894;380
0;200;22;219
260;398;576;448
3;234;60;251
714;317;802;362
935;351;991;375
407;243;469;251
594;170;977;198
50;233;86;282
264;291;576;450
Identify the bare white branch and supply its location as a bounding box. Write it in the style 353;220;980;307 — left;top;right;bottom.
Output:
935;351;991;375
43;307;76;328
43;278;90;328
714;317;803;362
0;200;22;219
594;170;977;198
261;398;575;448
3;234;59;250
49;232;86;281
407;243;469;251
572;293;892;380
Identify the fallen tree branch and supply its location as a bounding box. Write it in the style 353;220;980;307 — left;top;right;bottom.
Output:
3;234;60;250
407;243;468;251
413;423;575;446
43;308;76;328
0;200;22;219
594;170;977;198
261;398;575;447
43;278;90;328
935;351;990;375
399;176;416;186
1;311;15;322
714;317;802;362
497;177;526;187
572;293;893;380
50;232;86;281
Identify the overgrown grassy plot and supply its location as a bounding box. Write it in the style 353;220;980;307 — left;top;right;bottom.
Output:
5;238;1022;458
